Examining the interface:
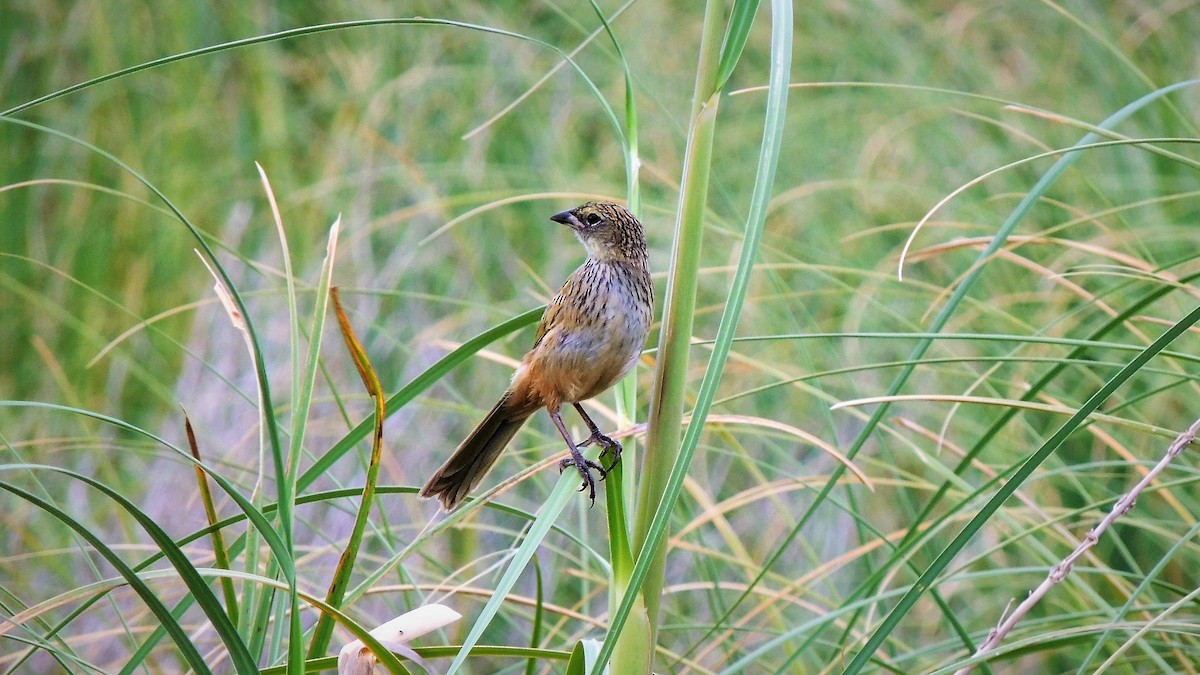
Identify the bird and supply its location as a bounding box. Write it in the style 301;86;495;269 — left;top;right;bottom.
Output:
420;201;653;511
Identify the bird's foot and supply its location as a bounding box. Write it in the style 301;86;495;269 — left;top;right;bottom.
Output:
558;449;608;506
578;431;623;472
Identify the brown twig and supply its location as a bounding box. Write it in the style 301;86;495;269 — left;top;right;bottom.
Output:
955;416;1200;674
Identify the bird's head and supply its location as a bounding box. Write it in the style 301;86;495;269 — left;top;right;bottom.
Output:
550;201;647;263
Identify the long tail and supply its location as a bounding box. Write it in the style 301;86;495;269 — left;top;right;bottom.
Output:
420;391;532;511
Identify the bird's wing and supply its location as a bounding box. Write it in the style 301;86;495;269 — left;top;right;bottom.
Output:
532;278;570;349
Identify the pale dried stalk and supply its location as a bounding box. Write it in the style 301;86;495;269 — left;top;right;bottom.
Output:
954;416;1200;675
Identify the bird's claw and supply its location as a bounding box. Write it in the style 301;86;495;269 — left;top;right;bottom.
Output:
577;432;623;472
558;454;608;506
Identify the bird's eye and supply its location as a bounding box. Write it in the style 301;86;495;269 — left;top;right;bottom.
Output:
585;213;603;226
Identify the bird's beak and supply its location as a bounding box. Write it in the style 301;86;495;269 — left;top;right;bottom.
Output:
550;210;584;230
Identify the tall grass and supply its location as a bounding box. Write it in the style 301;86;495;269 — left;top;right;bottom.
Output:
3;2;1200;673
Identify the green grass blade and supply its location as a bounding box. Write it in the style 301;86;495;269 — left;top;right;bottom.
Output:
258;165;304;494
445;474;579;674
0;481;214;674
525;559;545;675
585;0;639;204
8;466;256;672
0;401;295;589
714;0;761;92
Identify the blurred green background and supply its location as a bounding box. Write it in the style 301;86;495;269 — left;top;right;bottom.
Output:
4;1;1200;672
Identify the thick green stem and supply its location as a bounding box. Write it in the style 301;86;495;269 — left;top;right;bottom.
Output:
632;0;726;637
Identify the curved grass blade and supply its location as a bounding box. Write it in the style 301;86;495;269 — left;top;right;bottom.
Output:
307;287;384;658
0;481;214;674
2;19;625;149
845;300;1200;672
462;0;639;144
185;412;239;627
0;636;95;674
584;0;640;208
174;568;414;674
259;647;569;674
9;465;255;671
841;77;1200;673
0;402;295;588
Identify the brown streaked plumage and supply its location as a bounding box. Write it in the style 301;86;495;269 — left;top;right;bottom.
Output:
420;202;653;511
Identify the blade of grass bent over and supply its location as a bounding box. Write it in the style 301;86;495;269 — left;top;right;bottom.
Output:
0;472;248;673
0;401;294;621
713;0;761;92
841;78;1200;674
185;412;240;628
307;286;384;658
3;19;627;151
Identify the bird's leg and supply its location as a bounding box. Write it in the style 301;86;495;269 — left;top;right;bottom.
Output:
549;407;607;506
573;402;622;471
